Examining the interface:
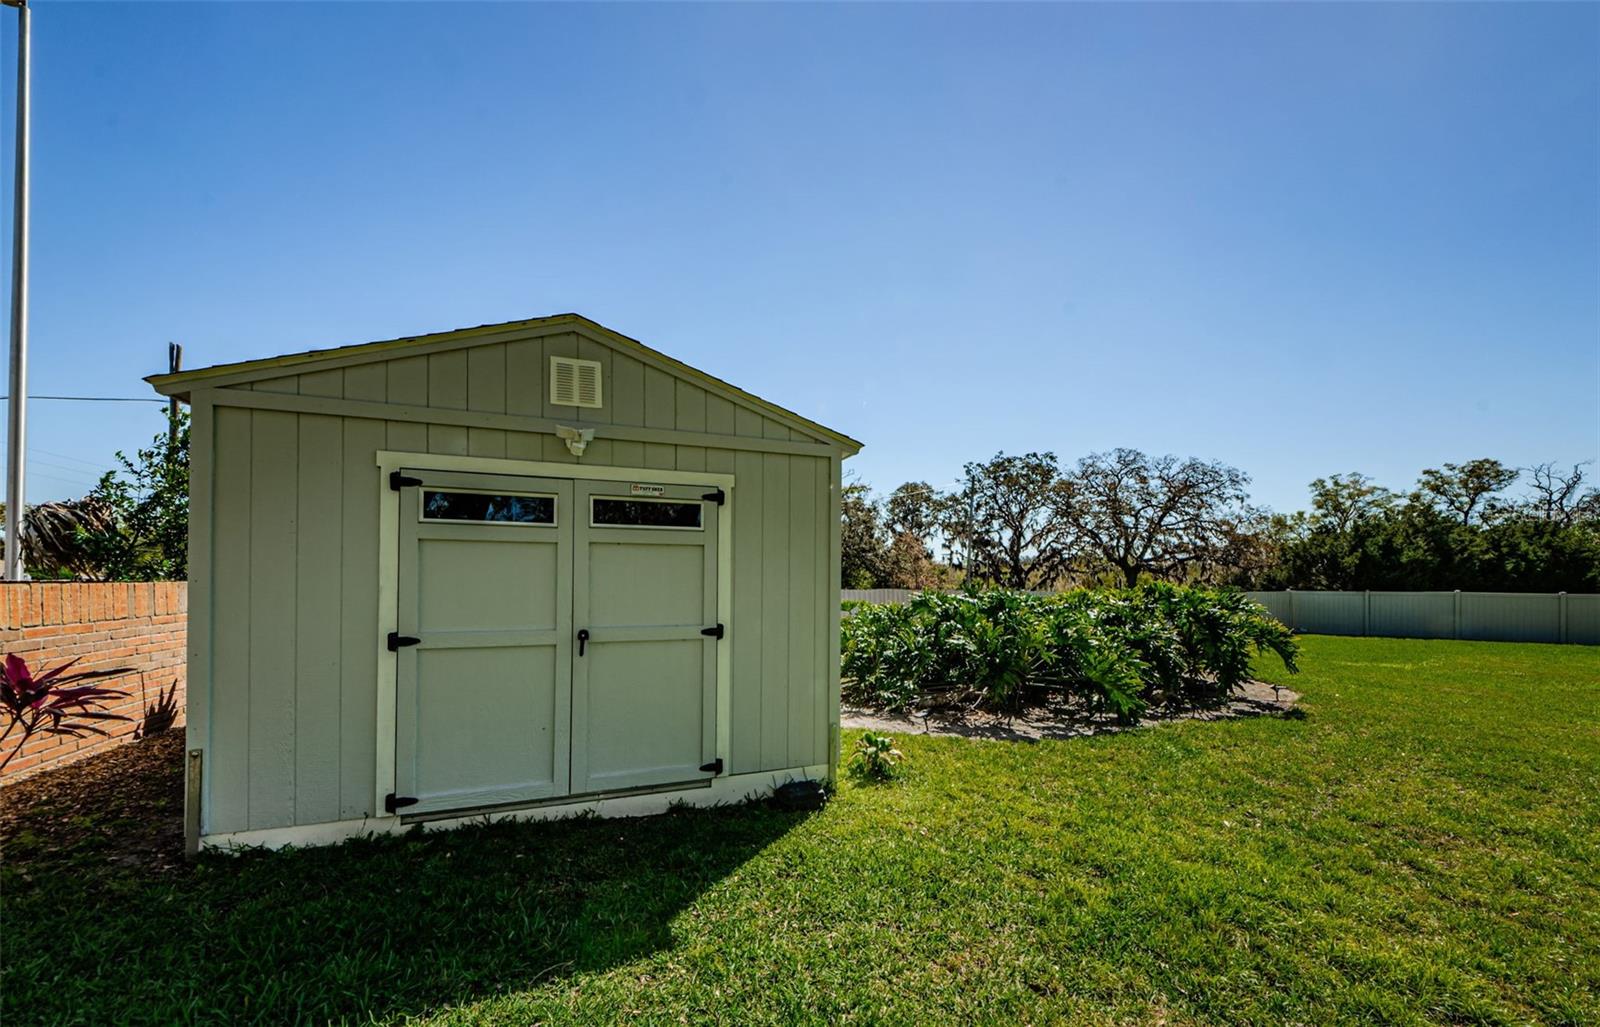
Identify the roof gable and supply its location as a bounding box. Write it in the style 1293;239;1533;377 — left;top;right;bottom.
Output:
146;314;861;453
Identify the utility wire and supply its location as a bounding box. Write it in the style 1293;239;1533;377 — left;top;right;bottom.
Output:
0;394;164;403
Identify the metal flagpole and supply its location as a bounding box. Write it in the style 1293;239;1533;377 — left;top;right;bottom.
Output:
3;0;29;581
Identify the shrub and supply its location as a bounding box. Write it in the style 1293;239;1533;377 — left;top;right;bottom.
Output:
849;732;903;781
1;654;132;772
841;584;1298;721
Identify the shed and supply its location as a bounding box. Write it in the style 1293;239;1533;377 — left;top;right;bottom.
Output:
148;314;861;850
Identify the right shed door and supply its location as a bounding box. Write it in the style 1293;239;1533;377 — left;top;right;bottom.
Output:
569;479;720;794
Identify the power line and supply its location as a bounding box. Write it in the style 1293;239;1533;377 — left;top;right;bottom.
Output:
0;394;164;403
28;446;108;471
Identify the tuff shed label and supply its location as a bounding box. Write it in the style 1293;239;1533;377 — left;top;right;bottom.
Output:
630;483;665;497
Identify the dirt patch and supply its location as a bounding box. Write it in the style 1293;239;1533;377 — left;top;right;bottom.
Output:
0;729;187;876
843;679;1302;742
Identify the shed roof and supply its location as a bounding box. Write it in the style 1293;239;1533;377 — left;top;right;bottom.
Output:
146;313;862;453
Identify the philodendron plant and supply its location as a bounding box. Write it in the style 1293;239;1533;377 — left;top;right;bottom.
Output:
1;654;132;773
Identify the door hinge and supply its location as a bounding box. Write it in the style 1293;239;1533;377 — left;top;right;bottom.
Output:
387;631;421;652
701;488;725;505
385;793;419;814
390;471;423;491
700;757;724;775
700;624;724;640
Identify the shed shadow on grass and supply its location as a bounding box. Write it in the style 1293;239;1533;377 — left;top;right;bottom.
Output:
0;735;813;1025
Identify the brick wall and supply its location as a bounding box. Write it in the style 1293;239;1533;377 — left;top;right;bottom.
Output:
0;582;186;783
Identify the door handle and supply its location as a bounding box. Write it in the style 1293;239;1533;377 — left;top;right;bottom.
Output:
577;629;589;656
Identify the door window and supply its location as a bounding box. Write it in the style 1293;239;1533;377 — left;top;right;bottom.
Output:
422;489;556;525
590;497;703;530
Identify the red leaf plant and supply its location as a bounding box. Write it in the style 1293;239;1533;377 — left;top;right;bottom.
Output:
1;653;133;773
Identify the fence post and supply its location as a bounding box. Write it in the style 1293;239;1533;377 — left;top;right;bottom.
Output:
1559;592;1568;645
1453;590;1461;640
1363;589;1371;637
1287;589;1296;632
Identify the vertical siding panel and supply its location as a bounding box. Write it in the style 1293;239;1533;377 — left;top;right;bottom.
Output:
247;409;298;830
297;368;344;399
827;456;843;773
787;457;817;767
730;424;764;773
676;447;705;473
467;344;507;457
705;395;736;438
185;395;215;833
505;338;543;418
581;438;615;465
610;440;645;467
385;356;429;453
644;366;676;470
675;381;706;472
505;430;543;462
255;375;299;396
610;353;646;428
209;406;253;834
339;364;386;818
814;455;831;767
759;451;791;769
294;410;343;824
427;351;469;455
292;372;343;825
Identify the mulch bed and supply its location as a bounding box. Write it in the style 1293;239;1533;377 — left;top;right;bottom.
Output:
0;729;188;875
843;679;1303;743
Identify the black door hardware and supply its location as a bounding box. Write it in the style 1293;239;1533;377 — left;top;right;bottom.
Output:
387;632;421;652
577;629;590;656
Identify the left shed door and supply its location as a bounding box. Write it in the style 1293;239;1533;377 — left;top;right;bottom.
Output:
394;470;574;815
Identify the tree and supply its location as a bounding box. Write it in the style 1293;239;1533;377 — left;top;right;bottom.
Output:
75;411;190;581
0;499;117;580
1416;458;1518;526
840;481;889;589
882;530;944;589
1058;448;1254;587
1525;461;1599;527
884;481;940;544
943;452;1074;589
1307;473;1395;533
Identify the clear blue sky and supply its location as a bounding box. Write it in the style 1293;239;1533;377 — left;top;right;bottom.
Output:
2;1;1596;511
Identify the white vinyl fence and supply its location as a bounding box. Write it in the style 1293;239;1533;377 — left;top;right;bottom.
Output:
1244;590;1599;645
841;589;1599;645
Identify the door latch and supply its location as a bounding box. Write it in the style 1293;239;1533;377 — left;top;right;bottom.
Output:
577;628;590;656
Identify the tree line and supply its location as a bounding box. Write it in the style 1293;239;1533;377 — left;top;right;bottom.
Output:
843;450;1600;594
7;415;1596;594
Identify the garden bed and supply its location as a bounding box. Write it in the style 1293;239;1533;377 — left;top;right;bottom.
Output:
0;728;186;875
844;678;1300;742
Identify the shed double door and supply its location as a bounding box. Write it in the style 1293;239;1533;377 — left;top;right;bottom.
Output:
393;470;719;816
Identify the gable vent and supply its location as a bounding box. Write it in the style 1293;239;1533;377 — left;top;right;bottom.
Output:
550;356;603;408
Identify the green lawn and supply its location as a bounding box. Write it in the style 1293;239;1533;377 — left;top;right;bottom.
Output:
3;636;1597;1025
